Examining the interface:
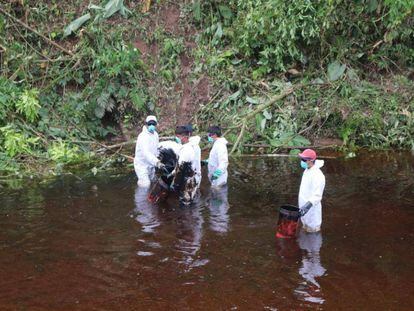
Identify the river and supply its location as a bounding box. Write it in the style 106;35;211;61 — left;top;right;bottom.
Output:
1;151;413;310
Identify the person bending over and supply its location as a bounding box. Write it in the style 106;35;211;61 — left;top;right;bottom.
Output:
171;125;201;206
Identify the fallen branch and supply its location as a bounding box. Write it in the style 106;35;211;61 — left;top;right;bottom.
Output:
230;121;247;155
229;87;295;155
96;140;136;152
234;153;337;159
237;87;294;123
95;141;134;161
94;136;174;153
0;7;75;57
229;143;339;150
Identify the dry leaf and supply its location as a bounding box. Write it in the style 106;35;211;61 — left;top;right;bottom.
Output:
142;0;151;13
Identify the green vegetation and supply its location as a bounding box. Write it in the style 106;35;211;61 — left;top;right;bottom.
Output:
0;0;413;179
193;0;414;152
0;1;151;178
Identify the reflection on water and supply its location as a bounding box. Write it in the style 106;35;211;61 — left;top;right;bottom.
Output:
132;185;228;272
295;230;326;304
1;152;414;310
208;186;230;234
175;205;207;271
133;186;160;233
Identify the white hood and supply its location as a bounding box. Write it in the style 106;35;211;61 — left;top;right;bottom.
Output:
215;137;228;145
189;135;201;146
313;159;324;169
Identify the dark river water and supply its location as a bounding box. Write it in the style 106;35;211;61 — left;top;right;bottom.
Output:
1;152;413;310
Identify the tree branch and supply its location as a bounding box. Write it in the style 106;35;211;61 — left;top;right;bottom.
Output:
0;7;75;57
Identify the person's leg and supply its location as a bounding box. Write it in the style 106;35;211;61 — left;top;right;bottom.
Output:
133;186;160;233
136;165;151;187
209;186;229;233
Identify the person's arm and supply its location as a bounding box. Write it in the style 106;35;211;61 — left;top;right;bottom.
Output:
141;136;159;166
299;174;325;216
308;173;325;206
134;134;141;160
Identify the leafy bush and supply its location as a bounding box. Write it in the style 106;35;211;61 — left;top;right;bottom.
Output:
196;0;414;72
0;125;39;157
48;140;83;164
15;89;41;122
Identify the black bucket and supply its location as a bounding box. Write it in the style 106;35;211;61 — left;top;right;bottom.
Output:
276;204;300;238
279;204;300;221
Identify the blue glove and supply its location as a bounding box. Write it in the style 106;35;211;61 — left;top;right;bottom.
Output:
201;159;209;166
212;169;223;180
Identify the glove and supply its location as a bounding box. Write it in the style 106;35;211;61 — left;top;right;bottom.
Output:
299;202;313;216
212;169;223;180
201;159;209;166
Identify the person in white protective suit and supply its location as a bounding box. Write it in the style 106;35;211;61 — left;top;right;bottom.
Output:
298;149;326;233
171;125;201;206
134;115;164;187
186;124;202;188
205;126;229;188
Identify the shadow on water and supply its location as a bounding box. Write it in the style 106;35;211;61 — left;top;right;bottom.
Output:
0;151;413;309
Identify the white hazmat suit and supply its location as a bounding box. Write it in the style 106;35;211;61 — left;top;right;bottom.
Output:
298;160;326;232
178;136;201;184
134;125;159;187
190;136;202;187
208;137;229;187
173;137;201;205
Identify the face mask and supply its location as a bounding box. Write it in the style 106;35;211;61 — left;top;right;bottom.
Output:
175;137;182;144
148;125;156;133
208;136;214;143
300;161;308;170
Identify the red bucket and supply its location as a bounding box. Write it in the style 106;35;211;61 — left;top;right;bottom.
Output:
276;204;300;238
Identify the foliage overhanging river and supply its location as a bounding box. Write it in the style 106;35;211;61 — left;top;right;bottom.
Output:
1;151;413;310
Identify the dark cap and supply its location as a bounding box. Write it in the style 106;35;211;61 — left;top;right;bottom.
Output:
207;125;222;137
175;125;190;135
184;124;194;133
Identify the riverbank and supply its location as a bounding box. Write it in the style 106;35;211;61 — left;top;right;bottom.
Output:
1;1;413;179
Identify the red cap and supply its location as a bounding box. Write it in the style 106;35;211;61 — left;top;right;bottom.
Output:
298;149;317;161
